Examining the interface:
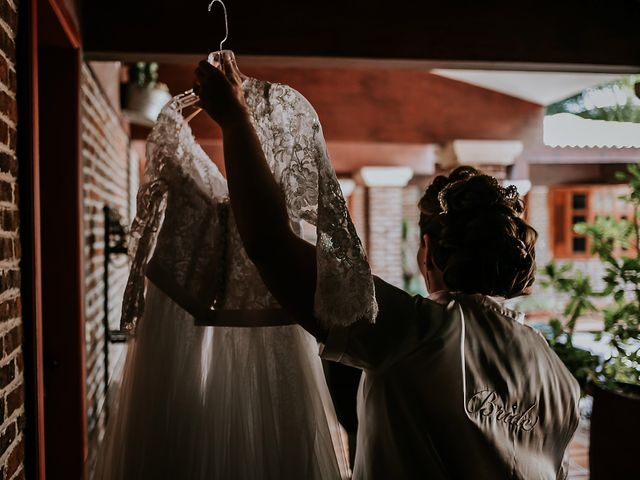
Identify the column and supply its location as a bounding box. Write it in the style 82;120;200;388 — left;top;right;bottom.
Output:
358;167;413;288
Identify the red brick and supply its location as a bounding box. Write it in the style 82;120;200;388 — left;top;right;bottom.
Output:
0;27;14;59
7;124;15;150
0;268;20;291
0;53;7;88
82;65;136;467
0;120;8;147
13;467;25;480
6;383;22;418
0;1;23;473
0;0;16;33
0;360;15;389
0;208;18;231
0;179;11;202
14;351;21;373
6;437;23;478
0;421;15;456
7;66;15;92
0;297;20;320
0;93;8;119
0;6;14;30
0;151;16;175
12;235;19;258
0;236;13;259
3;324;20;356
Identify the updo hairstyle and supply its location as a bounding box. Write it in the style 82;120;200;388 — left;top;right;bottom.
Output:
418;166;537;298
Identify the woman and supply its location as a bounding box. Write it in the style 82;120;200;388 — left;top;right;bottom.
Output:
194;57;580;479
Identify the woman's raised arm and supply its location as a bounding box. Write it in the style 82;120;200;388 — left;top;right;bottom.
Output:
194;58;325;339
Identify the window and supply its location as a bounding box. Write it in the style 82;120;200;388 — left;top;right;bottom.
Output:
549;185;633;259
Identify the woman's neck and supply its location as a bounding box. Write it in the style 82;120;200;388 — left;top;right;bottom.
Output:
426;269;446;294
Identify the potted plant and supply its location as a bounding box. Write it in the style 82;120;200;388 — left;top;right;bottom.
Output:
122;62;172;127
541;164;640;479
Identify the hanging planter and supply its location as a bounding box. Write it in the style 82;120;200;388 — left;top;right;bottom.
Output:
122;62;172;127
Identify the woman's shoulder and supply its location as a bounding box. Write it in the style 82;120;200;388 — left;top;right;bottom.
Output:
373;276;448;315
442;291;526;323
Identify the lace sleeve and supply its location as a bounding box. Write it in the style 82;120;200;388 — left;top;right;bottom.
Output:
246;80;378;328
311;119;378;327
120;178;168;333
123;83;377;332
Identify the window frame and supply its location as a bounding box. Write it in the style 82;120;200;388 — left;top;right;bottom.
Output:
549;184;634;260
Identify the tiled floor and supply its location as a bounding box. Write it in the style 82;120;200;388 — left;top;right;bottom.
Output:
566;421;590;479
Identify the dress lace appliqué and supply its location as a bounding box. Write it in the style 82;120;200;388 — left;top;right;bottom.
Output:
121;77;377;332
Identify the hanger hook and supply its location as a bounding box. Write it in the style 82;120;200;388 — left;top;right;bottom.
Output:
208;0;229;51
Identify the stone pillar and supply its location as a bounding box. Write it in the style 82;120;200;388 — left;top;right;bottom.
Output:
402;185;428;295
439;139;524;180
358;167;413;288
349;184;367;251
338;177;365;249
528;185;552;267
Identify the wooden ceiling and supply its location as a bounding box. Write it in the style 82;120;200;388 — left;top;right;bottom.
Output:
92;0;640;176
132;63;544;176
156;64;543;145
83;0;640;69
130;62;640;177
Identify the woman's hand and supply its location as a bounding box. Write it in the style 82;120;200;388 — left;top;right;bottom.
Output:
193;53;249;129
195;54;323;339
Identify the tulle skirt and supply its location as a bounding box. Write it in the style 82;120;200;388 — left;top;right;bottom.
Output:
94;283;349;479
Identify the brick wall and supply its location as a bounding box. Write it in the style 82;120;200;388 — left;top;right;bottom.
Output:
0;0;24;478
80;64;136;469
528;185;552;268
349;184;367;251
368;187;405;288
401;185;427;295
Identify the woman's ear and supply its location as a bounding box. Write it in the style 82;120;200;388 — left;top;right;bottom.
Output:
424;234;447;293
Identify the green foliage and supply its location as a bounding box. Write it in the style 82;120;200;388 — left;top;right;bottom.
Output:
542;266;600;389
129;62;161;89
542;164;640;394
546;75;640;123
550;337;600;389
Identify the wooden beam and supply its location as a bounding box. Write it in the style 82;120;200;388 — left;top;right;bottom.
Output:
157;64;543;145
83;0;640;68
47;0;80;48
131;64;638;177
172;139;438;176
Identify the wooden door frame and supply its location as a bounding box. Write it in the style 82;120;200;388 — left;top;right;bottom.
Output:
17;0;46;477
18;0;85;478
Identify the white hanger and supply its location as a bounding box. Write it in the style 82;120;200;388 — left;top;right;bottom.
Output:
170;0;231;119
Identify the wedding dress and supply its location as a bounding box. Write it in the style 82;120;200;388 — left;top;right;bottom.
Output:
94;77;377;480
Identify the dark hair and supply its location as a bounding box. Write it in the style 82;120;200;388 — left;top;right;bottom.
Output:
418;166;537;298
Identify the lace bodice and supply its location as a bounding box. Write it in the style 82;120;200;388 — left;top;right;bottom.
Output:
121;77;378;332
